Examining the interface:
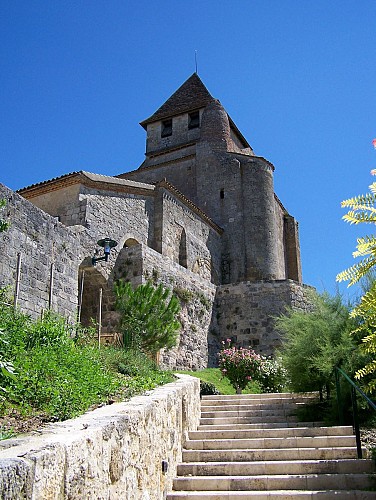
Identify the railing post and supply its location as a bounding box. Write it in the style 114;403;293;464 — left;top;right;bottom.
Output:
351;386;362;459
334;368;344;425
335;366;376;460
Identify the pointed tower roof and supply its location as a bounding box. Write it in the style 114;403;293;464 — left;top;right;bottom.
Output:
140;73;214;129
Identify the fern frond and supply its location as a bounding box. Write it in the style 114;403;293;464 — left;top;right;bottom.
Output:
336;256;376;285
353;237;376;257
369;182;376;195
343;211;376;225
355;360;376;379
341;193;376;208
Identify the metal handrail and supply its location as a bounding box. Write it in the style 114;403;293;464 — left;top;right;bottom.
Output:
334;366;376;459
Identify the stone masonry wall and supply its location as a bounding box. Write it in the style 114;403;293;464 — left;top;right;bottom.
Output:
157;186;222;284
145;115;201;155
274;199;288;279
214;279;313;358
123;153;198;209
0;183;93;319
114;244;217;370
23;184;81;222
0;375;200;500
81;186;155;249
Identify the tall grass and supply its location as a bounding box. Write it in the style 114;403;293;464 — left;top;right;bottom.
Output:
0;295;174;428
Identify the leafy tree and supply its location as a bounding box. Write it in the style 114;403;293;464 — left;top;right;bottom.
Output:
114;280;180;354
337;175;376;392
276;291;359;399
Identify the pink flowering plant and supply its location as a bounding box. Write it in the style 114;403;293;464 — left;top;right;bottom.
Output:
218;339;262;393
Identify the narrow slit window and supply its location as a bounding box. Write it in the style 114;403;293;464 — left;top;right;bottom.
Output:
161;119;172;138
188;111;200;129
220;189;225;199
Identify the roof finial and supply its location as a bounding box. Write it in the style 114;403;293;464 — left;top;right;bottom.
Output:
195;50;198;74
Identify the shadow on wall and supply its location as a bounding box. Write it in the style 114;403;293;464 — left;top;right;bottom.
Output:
78;239;141;335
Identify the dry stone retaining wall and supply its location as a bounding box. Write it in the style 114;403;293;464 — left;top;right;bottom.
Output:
0;375;200;500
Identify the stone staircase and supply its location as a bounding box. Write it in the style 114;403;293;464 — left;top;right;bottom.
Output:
167;392;376;499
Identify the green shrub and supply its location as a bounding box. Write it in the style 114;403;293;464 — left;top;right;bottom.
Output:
276;291;362;398
173;286;194;303
99;346;174;395
200;381;220;396
0;199;9;233
26;311;73;349
218;339;262;393
258;356;287;393
0;427;15;441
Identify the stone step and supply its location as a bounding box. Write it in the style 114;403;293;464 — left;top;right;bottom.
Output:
201;392;318;401
184;435;356;450
172;473;374;491
168;393;374;500
189;425;354;440
201;402;308;412
167;490;376;499
197;421;325;431
200;415;299;425
201;409;302;419
177;458;375;476
182;447;359;462
201;397;317;407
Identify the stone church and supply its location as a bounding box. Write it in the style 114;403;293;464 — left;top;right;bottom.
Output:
2;73;310;369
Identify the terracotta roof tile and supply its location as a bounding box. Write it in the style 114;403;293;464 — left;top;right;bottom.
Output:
140;73;214;128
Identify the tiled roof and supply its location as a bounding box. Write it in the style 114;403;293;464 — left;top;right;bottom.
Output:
17;171;155;198
140;73;214;129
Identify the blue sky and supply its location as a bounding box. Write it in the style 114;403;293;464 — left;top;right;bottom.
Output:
1;1;375;300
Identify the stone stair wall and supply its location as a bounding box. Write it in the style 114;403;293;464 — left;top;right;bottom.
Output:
168;392;376;499
0;375;200;500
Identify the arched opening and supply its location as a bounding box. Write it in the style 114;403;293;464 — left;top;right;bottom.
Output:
124;238;139;248
77;265;120;344
78;267;108;329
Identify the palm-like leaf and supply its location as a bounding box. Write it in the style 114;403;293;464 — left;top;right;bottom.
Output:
341;192;376;209
338;180;376;392
352;235;376;257
343;210;376;225
337;255;376;286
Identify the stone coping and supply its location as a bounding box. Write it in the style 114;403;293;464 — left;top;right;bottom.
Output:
0;374;201;500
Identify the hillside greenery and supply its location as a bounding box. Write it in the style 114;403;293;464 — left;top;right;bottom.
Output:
0;291;174;436
177;368;262;395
